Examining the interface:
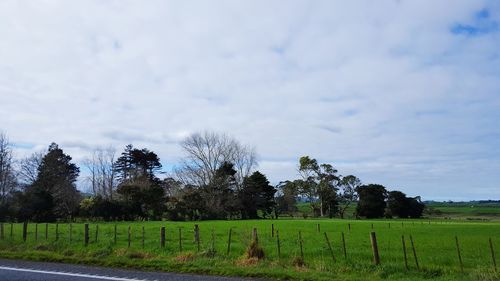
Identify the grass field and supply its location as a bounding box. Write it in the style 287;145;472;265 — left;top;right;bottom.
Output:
425;202;500;220
0;219;499;280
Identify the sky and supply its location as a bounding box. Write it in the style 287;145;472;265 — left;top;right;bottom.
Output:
1;0;499;201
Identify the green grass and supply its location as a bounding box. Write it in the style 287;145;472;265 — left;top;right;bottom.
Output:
426;202;500;220
1;219;499;280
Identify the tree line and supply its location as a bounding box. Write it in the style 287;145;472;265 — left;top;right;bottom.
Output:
0;131;424;222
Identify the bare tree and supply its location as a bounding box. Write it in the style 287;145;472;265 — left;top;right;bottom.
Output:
0;132;16;203
18;151;44;186
176;131;257;187
84;147;117;199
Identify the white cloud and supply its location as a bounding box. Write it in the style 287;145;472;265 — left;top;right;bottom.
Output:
1;0;499;200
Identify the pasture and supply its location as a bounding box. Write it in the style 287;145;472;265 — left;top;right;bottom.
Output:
0;219;499;281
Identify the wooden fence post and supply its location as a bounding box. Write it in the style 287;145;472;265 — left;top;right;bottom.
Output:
0;223;4;240
160;226;165;248
455;236;464;273
10;223;13;239
35;223;38;241
402;235;409;270
317;223;320;233
348;223;351;232
276;230;281;259
371;223;374;230
252;228;258;243
22;222;27;242
271;224;274;238
55;223;59;241
298;231;304;261
211;229;215;255
45;223;48;240
370;232;380;265
324;232;335;263
341;232;347;259
84;224;89;247
226;228;232;255
489;238;497;272
95;225;99;243
194;224;200;252
178;228;183;252
128;226;131;248
69;223;72;243
141;226;145;249
409;235;419;270
114;225;117;244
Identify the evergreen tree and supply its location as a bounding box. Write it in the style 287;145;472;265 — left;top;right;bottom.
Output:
356;184;387;219
29;143;80;221
240;171;276;219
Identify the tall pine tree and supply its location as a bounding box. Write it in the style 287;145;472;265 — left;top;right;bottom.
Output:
29;143;80;221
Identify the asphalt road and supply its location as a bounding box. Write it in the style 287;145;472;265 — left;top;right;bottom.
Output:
0;259;255;281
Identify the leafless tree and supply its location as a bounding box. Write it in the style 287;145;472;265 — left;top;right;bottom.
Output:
18;151;44;186
0;132;16;203
176;131;257;187
84;147;117;199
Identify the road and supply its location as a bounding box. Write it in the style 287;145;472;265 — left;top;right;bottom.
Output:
0;259;255;281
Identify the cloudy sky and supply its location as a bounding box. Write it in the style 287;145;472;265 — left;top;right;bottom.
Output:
1;0;499;200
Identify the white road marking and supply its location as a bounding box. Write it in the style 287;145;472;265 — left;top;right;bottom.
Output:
0;266;150;281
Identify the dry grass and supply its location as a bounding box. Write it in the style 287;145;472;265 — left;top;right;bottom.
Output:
235;256;260;266
245;240;265;260
174;252;195;262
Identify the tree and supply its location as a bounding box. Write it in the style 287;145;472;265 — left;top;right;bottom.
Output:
18;151;44;187
198;161;238;219
176;131;257;187
338;175;361;219
297;156;340;217
114;144;133;182
274;181;298;218
386;190;407;218
387;191;425;218
240;171;276;219
356;184;387;219
0;132;16;205
114;145;162;183
30;143;81;220
406;196;425;218
114;145;164;220
84;147;117;199
165;185;204;221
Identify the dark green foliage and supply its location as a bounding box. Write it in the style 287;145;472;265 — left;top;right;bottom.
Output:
275;181;298;217
117;178;165;220
356;184;387;218
114;144;162;182
79;196;123;221
27;143;80;221
240;171;276;219
200;162;238;219
387;191;425;218
114;145;165;220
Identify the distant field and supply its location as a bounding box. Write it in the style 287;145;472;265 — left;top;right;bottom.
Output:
425;202;500;220
0;219;499;281
294;202;500;221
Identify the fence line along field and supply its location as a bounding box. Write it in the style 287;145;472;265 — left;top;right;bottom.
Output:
0;219;499;281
